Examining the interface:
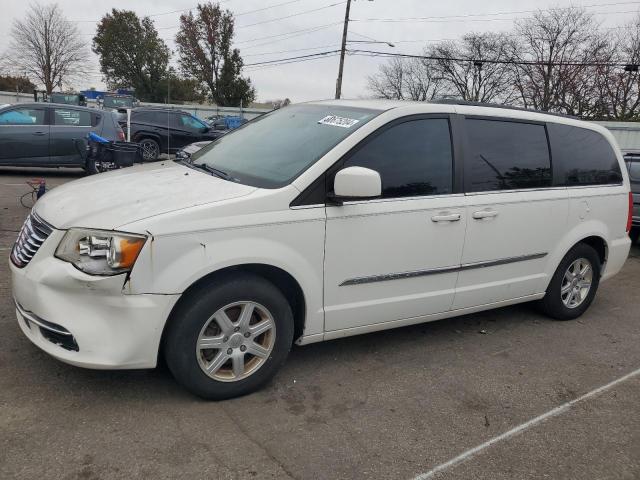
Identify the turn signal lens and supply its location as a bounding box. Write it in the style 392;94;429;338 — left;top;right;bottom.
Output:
108;237;146;269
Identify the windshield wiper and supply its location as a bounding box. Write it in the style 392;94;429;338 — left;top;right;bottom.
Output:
192;162;234;181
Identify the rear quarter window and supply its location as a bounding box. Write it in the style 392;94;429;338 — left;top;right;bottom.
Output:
547;124;623;186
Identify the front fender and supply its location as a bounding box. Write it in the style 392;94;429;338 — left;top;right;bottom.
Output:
126;217;326;336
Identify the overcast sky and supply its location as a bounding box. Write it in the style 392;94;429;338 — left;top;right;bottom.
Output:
0;0;638;102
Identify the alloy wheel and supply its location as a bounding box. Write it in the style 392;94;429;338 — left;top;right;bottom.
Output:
141;140;159;160
561;257;593;309
196;301;276;382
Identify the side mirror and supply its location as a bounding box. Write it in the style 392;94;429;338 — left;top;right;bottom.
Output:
330;166;382;203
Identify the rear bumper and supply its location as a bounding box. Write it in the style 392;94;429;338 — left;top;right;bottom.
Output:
602;236;632;281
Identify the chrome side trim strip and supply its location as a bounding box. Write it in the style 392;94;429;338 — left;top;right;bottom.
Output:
14;300;73;336
339;252;548;286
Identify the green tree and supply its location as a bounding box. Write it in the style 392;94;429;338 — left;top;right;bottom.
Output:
93;9;170;102
175;2;255;107
158;70;207;104
0;75;36;93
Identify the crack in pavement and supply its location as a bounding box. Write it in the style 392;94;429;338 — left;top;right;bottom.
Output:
220;404;299;480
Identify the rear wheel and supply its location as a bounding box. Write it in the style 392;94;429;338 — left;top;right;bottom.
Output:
538;243;601;320
164;273;294;400
139;138;160;161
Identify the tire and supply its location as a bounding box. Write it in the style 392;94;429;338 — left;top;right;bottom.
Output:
139;138;160;161
631;228;640;245
538;243;601;321
164;273;294;400
84;158;99;175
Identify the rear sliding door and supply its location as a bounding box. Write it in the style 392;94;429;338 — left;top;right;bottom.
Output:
453;116;568;310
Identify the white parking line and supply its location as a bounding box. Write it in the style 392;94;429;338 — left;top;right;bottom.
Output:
413;367;640;480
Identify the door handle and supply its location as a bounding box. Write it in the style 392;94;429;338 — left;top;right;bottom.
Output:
32;131;46;136
472;210;499;219
431;213;461;223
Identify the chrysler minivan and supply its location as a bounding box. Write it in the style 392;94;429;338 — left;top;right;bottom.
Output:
10;100;632;399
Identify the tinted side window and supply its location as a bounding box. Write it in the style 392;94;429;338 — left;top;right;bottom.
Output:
133;111;164;124
625;156;640;182
547;124;622;186
53;108;91;126
342;119;453;198
464;119;551;192
0;107;46;125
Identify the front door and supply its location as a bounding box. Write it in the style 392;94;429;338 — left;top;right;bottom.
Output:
171;113;206;150
452;116;568;309
0;106;49;165
323;116;467;332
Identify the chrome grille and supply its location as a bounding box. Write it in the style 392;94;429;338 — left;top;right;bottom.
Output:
10;213;54;268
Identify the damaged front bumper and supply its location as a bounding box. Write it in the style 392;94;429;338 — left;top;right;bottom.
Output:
10;228;179;369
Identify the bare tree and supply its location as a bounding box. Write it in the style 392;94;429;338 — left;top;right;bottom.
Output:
593;17;640;120
510;7;602;115
6;3;86;93
367;56;442;101
430;33;517;103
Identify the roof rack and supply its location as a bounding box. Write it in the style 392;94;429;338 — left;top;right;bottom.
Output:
134;106;187;112
431;99;577;119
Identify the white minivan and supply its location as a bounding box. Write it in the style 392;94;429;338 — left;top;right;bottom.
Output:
10;100;633;399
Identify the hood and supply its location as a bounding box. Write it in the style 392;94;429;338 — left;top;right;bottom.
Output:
35;162;256;230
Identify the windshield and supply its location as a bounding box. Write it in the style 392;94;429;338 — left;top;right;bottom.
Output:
50;94;79;105
190;104;381;188
104;96;134;108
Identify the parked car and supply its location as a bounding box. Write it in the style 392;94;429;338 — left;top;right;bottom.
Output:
0;102;125;172
624;153;640;243
10;100;632;400
205;115;249;132
175;141;212;161
48;92;87;107
125;107;225;161
100;94;136;113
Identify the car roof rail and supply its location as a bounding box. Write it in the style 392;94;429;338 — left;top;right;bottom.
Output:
430;98;578;119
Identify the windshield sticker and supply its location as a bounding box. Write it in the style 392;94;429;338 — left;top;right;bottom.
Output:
318;115;360;128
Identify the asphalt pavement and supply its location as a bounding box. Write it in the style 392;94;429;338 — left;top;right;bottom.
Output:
1;167;639;480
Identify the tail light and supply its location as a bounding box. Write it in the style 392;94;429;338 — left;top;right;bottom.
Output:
627;191;633;233
117;129;126;142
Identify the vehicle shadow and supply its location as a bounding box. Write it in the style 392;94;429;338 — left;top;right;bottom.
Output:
10;300;546;404
0;166;86;177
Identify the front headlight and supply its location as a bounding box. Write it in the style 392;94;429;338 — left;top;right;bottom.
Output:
55;228;147;276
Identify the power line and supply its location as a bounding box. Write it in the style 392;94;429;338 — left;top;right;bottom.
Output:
244;49;342;67
350;0;640;23
243;43;341;57
235;22;343;46
69;0;297;23
237;46;639;70
347;48;635;68
352;9;640;25
155;1;345;31
237;1;345;29
245;52;341;72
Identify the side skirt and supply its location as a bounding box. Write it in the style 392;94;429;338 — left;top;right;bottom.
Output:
296;292;545;345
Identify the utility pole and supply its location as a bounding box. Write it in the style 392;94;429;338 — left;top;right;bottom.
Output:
335;0;352;99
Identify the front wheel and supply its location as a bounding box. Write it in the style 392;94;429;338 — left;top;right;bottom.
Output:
164;273;294;400
139;138;160;161
538;243;601;321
